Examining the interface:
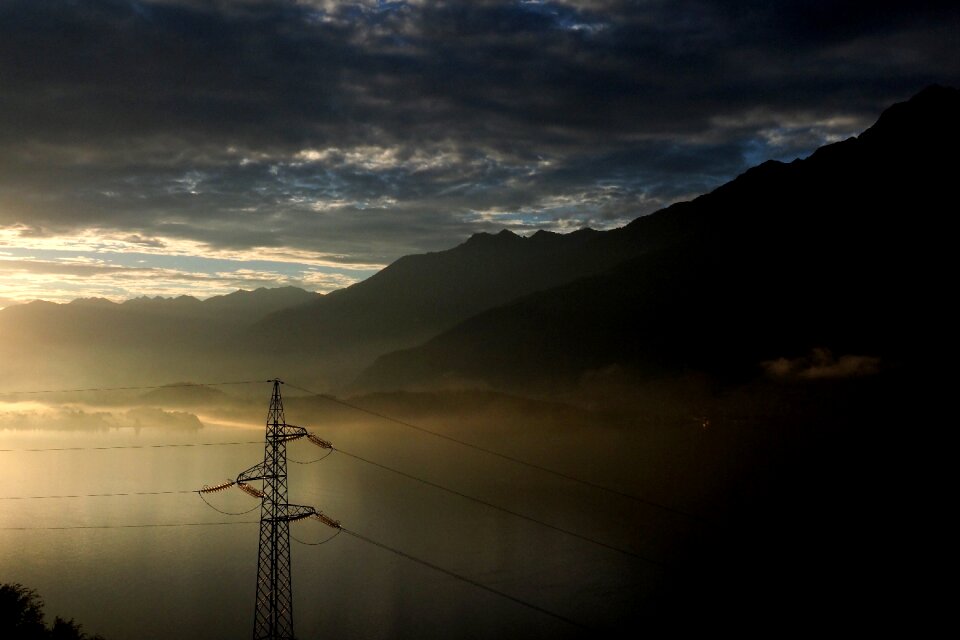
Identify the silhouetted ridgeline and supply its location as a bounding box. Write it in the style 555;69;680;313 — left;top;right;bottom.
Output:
237;223;667;381
1;86;954;396
354;85;957;393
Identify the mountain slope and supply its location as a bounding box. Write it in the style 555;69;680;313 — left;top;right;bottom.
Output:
0;287;320;387
354;85;957;393
241;222;673;379
0;286;320;347
121;286;320;322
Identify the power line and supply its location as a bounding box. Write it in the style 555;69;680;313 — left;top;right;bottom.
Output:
197;491;262;516
291;528;342;546
334;447;666;567
0;376;647;635
1;376;699;519
0;446;665;565
0;440;262;453
201;380;591;632
340;527;590;631
0;513;588;630
286;382;702;522
0;520;259;531
289;448;335;465
0;393;669;563
0;374;600;633
0;379;265;397
0;490;196;500
0;445;665;564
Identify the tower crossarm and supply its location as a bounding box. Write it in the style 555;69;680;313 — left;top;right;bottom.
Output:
271;504;319;523
276;424;309;442
236;461;271;484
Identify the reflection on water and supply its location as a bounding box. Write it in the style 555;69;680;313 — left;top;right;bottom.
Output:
1;397;703;640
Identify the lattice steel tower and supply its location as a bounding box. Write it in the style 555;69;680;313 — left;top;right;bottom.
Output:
198;380;338;640
237;379;313;640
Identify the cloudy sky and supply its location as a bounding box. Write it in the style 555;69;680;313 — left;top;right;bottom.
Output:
1;0;957;303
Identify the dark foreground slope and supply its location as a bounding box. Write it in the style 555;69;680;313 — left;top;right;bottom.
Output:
356;85;957;394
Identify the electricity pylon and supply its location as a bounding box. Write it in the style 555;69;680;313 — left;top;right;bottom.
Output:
234;379;333;640
198;379;339;639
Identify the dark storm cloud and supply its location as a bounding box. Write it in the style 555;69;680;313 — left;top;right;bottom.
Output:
1;0;957;263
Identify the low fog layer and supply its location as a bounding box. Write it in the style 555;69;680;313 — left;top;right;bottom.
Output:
0;404;203;431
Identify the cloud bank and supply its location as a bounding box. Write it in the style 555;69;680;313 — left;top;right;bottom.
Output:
1;0;957;299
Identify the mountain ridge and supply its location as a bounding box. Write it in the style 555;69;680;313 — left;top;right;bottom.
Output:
2;86;953;394
353;85;957;394
239;215;662;381
0;286;322;388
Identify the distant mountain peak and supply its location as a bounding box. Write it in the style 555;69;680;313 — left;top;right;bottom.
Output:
913;83;953;99
859;83;959;144
463;229;521;246
530;229;557;238
203;286;319;302
69;297;116;306
463;226;601;247
123;295;201;307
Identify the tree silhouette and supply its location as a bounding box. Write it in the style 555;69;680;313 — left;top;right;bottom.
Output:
0;583;105;640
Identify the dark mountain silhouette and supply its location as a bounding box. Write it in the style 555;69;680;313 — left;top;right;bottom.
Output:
340;88;957;632
355;85;957;393
239;222;678;380
119;286;320;322
3;87;953;397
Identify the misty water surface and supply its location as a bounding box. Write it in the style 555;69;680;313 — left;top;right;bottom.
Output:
0;393;712;639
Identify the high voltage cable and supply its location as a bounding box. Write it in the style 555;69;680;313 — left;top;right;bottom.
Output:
0;515;587;629
0;490;197;500
334;447;666;567
286;382;702;522
1;377;700;520
0;378;625;631
340;528;590;630
0;521;258;531
291;528;342;546
289;448;335;465
0;440;262;453
0;447;665;566
198;491;262;516
0;445;664;565
0;379;265;397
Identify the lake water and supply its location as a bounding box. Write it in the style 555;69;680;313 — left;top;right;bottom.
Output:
0;394;710;640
